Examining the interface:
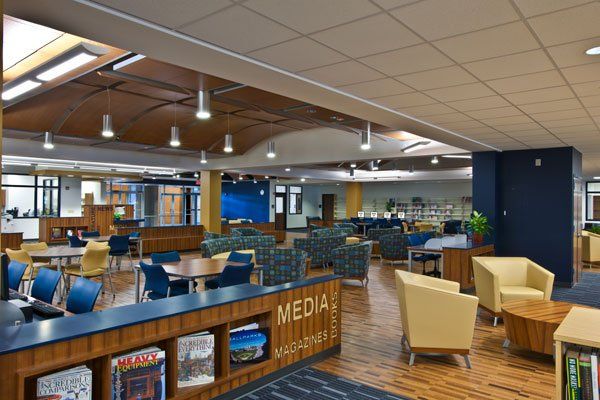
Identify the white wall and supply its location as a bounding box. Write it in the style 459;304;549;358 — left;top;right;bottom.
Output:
60;177;82;217
81;180;104;205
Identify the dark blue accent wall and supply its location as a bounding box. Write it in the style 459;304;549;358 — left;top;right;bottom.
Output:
473;147;582;286
221;181;270;223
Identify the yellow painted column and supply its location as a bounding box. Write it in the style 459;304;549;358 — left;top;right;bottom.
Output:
345;182;362;219
200;170;222;233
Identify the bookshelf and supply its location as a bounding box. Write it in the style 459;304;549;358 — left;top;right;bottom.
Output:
554;307;600;399
38;216;90;243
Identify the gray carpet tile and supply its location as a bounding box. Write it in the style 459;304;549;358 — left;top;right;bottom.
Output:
552;271;600;307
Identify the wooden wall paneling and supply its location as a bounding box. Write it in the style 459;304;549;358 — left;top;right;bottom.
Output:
1;232;23;251
38;217;90;243
116;225;205;254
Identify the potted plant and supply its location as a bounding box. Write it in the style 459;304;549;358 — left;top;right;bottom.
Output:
385;199;394;213
113;211;123;221
467;210;491;244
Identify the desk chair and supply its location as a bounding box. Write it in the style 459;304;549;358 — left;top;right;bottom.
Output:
66;278;102;314
108;234;132;270
407;235;440;277
6;248;52;295
81;231;100;238
227;251;253;264
68;235;86;248
151;251;181;264
85;241;108;249
63;247;114;298
128;232;141;258
205;263;254;290
419;232;441;277
8;261;28;291
139;262;191;300
30;268;62;304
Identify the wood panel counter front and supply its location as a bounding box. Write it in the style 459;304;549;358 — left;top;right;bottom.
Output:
0;275;341;400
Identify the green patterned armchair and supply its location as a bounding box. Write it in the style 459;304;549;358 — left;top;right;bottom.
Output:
204;231;228;240
201;235;276;258
311;228;352;237
332;242;371;286
231;227;263;236
333;223;358;234
379;233;410;265
293;235;346;267
367;227;402;241
255;248;307;286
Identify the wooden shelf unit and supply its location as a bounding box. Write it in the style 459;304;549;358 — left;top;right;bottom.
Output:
116;225;204;254
82;204;134;236
554;307;600;399
38;217;90;243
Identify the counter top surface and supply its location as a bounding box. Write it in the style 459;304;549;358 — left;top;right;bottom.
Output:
0;275;340;355
443;241;494;250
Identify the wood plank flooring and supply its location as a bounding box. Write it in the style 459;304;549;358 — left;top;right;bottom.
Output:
85;233;561;400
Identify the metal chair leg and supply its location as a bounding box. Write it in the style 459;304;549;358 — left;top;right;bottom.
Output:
409;353;416;366
463;355;472;369
493;317;499;327
503;338;510;348
106;271;116;298
101;274;105;294
27;267;35;295
401;334;406;347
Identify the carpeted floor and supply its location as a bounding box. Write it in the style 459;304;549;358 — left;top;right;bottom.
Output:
238;368;409;400
552;271;600;307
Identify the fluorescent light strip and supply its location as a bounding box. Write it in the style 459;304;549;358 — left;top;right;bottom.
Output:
442;154;472;159
401;141;430;153
36;53;98;81
113;54;145;70
2;80;42;100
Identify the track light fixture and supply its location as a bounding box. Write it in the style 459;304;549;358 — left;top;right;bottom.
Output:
196;90;211;119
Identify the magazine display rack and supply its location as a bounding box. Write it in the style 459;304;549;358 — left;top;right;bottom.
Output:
0;276;342;400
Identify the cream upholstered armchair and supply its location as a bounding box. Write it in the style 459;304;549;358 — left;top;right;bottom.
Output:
395;270;478;368
472;257;554;326
582;230;600;267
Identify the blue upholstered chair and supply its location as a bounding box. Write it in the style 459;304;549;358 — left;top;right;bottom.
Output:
255;248;307;286
379;234;410;265
292;235;345;268
151;251;181;264
332;242;371;286
311;228;351;237
333;223;358;234
200;235;276;258
227;251;253;264
30;268;62;304
205;263;254;290
204;231;228;240
367;227;402;241
65;277;102;314
68;235;85;248
139;262;190;300
231;227;263;236
81;231;100;238
8;260;28;291
108;234;131;270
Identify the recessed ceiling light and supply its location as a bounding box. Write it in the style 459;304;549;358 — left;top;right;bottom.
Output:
350;162;356;168
239;175;243;180
285;167;291;172
594;176;600;179
585;46;600;55
265;176;269;179
431;156;439;164
300;178;306;182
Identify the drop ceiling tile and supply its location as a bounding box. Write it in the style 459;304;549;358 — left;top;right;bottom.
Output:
493;122;544;132
550;124;598;134
424;82;496;102
588;107;600;116
439;120;487;129
433;22;539;63
370;0;418;9
358;43;454;76
486;70;566;94
247;37;347;72
480;115;534;126
425;113;473;123
462;50;553;81
95;0;234;28
527;2;600;46
243;0;380;34
513;0;591;17
460;127;501;135
310;13;422;58
594;116;600;125
300;60;385;86
395;66;477;90
571;81;600;97
180;5;299;53
531;108;589;122
465;106;523;120
519;98;583;114
547;38;600;68
400;103;456;117
541;117;594;128
580;95;600;108
337;78;413;98
446;95;511;111
505;129;551;137
372;92;437;108
503;86;574;105
391;0;518;41
562;63;600;84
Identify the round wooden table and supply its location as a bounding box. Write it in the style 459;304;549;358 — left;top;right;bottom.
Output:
501;299;585;355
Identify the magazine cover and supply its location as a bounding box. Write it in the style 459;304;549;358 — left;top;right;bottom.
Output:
37;365;92;400
112;347;166;400
230;328;268;364
177;332;215;388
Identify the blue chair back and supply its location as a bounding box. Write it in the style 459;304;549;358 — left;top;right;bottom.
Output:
81;231;100;238
108;234;130;254
218;263;254;288
129;231;141;238
407;234;423;246
419;232;433;242
31;268;62;304
227;251;253;264
150;251;181;264
8;261;28;290
66;277;102;314
68;235;84;248
140;262;170;297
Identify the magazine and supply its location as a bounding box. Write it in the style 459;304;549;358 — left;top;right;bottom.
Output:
112;347;165;400
178;332;215;388
37;365;92;400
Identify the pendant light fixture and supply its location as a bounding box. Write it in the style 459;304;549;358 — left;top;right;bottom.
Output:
409;165;414;175
361;121;371;150
200;149;208;164
266;122;276;158
431;156;439;164
43;131;54;149
196;90;211;119
170;102;180;147
101;87;114;138
224;113;233;153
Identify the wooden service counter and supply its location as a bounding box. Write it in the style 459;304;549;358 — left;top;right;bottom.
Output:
116;225;204;254
444;242;495;290
0;275;342;400
1;231;23;251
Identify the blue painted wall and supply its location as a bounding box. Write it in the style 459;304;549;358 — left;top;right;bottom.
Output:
221;181;270;223
473;147;581;286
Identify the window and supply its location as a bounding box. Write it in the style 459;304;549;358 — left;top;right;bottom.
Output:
586;182;600;221
275;185;287;193
289;185;302;215
2;174;60;218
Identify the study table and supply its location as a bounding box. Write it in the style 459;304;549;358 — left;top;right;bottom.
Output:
133;258;264;302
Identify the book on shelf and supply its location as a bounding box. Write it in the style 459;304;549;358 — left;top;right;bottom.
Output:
112;347;166;400
177;331;215;388
565;346;600;400
37;365;92;400
230;323;268;365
